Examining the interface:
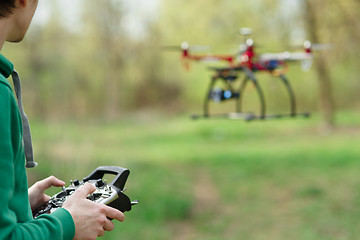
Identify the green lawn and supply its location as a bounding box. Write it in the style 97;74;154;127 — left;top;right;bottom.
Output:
27;112;360;240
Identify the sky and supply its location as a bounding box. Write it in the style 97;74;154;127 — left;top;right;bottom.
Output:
32;0;160;38
31;0;305;43
33;0;81;27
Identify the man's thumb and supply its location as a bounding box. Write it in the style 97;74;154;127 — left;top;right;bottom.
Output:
72;182;96;199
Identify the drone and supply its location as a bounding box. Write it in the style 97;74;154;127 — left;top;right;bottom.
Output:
165;28;322;121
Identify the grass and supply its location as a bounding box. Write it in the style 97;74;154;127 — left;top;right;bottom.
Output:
27;111;360;239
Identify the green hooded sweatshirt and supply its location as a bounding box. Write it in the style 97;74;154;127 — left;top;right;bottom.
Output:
0;54;75;240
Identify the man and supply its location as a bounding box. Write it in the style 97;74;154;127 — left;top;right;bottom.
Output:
0;0;125;239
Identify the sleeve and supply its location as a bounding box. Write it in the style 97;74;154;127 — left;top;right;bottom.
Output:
11;209;75;240
0;83;75;240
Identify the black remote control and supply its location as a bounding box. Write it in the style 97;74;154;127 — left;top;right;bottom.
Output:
33;166;138;218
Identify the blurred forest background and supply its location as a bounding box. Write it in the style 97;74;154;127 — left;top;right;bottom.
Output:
2;0;360;123
2;0;360;239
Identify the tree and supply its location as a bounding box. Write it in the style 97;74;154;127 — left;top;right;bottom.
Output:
84;0;126;119
303;0;335;129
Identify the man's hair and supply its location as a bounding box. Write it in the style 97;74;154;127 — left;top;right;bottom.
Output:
0;0;16;18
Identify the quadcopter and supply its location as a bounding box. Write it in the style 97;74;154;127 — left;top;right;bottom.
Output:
166;28;320;120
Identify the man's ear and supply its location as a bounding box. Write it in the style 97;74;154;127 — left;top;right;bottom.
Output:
15;0;28;8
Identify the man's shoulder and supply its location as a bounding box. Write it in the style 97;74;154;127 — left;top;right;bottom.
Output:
0;75;13;100
0;54;14;78
0;75;12;91
0;54;14;91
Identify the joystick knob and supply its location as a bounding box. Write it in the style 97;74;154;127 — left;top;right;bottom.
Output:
73;179;80;186
95;179;105;188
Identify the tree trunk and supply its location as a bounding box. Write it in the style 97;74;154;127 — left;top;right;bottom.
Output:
303;0;335;130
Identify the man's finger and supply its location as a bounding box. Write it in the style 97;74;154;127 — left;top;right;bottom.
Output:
44;195;51;202
103;219;115;232
71;183;96;199
104;205;125;222
98;229;105;237
37;176;65;190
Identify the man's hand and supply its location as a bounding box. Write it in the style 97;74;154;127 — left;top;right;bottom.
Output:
28;176;65;212
62;183;125;240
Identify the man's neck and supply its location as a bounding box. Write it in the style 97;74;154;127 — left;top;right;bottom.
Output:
0;18;12;51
